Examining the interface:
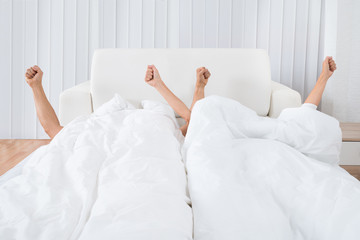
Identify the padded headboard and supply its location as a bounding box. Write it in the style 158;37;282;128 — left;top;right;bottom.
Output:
91;48;272;116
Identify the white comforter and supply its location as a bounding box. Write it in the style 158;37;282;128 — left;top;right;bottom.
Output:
183;96;360;240
0;95;192;240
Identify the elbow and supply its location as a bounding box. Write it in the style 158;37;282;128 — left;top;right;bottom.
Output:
44;125;63;139
184;115;191;124
184;110;192;124
44;128;55;139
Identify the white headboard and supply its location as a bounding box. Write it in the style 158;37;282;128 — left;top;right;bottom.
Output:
90;48;272;116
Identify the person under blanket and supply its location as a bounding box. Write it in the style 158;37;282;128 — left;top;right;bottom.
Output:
24;65;211;138
144;56;336;133
25;57;336;139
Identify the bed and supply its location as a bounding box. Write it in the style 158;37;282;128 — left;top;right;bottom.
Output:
2;49;359;240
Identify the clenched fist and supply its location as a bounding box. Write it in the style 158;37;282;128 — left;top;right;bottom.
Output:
196;67;211;88
145;65;163;88
25;65;43;88
321;56;337;79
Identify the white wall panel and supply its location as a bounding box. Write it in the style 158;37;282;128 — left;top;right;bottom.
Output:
89;0;99;77
76;0;90;84
49;0;64;119
128;0;142;48
103;0;117;48
268;0;283;83
0;0;12;138
218;0;232;48
231;0;245;48
204;0;218;47
142;0;154;48
179;0;192;47
11;0;25;138
280;0;296;88
292;0;309;101
1;0;340;138
167;0;179;48
37;0;51;139
63;0;77;90
192;0;205;48
304;0;322;97
155;0;167;48
256;0;270;50
116;0;129;48
244;0;257;48
322;0;360;122
24;0;38;139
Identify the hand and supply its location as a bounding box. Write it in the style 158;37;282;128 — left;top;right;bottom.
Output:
196;67;211;88
25;65;43;88
321;56;337;79
145;65;163;88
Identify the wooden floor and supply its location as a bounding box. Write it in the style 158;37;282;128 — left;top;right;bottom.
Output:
342;165;360;181
0;139;51;176
0;139;359;181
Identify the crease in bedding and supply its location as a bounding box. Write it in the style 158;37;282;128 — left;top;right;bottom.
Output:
183;95;360;240
2;93;360;240
0;94;192;240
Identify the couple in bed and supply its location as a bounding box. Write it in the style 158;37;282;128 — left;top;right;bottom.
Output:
16;57;360;240
25;57;336;139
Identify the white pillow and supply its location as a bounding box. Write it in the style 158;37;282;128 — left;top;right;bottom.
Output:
94;94;135;116
141;100;179;128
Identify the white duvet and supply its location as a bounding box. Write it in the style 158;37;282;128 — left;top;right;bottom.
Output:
183;96;360;240
0;95;192;240
2;94;360;240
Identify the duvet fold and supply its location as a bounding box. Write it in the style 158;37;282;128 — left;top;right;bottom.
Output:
183;96;360;240
0;95;192;240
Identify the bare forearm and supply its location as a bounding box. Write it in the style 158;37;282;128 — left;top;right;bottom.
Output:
32;86;63;138
155;81;191;122
304;74;328;106
190;87;205;111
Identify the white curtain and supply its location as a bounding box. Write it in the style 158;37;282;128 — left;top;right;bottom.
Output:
322;0;360;122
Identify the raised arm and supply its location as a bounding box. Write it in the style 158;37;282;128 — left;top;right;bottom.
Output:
145;65;191;123
25;66;63;139
145;65;211;136
190;67;210;111
304;56;337;106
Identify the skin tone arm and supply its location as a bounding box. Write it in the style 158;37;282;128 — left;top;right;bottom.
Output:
145;65;210;136
304;56;337;106
145;65;191;122
25;65;63;139
182;67;210;135
190;67;210;111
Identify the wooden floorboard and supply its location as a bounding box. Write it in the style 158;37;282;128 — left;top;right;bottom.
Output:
0;139;51;176
340;165;360;181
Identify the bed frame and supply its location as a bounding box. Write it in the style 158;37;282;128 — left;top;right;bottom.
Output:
59;48;301;125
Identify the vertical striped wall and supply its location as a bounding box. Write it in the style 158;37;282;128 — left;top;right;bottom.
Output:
0;0;95;139
98;0;327;101
0;0;332;139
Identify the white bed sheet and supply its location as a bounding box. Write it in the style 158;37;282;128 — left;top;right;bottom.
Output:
183;96;360;240
0;95;192;240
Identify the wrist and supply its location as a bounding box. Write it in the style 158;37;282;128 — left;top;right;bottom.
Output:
194;86;205;93
318;73;329;83
196;83;206;89
31;84;44;93
30;81;42;89
154;79;165;89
